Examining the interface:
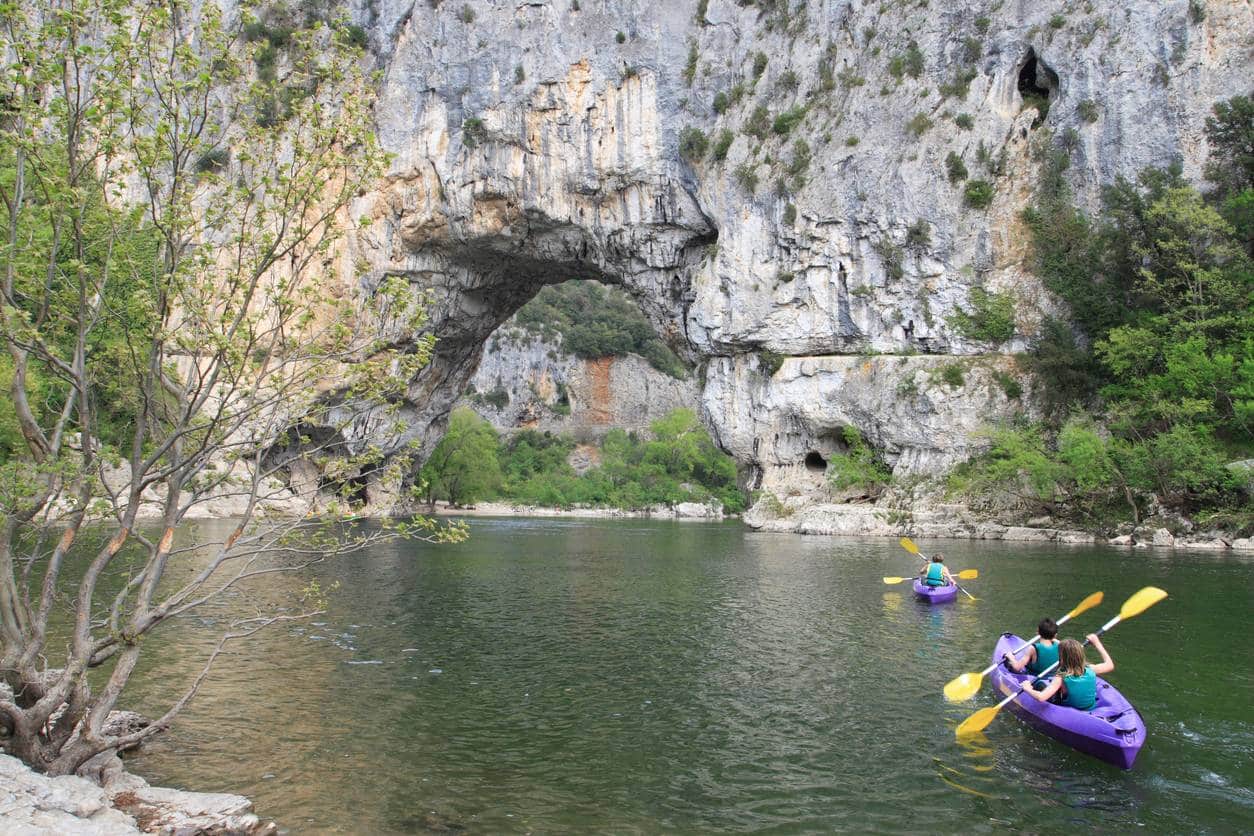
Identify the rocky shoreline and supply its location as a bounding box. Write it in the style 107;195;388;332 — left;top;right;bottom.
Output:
429;500;728;520
0;752;274;835
743;498;1254;552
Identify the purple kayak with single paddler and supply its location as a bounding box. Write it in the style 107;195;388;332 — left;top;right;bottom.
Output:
912;578;958;603
988;632;1146;769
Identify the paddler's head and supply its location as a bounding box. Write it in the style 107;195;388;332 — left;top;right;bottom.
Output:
1038;618;1058;640
931;553;945;563
1058;638;1087;676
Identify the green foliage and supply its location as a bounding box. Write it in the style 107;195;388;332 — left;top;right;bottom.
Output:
421;408;501;506
515;64;526;84
486;409;746;512
735;162;759;194
1049;13;1065;29
1077;99;1099;123
947;287;1016;344
462;116;487;148
954;112;974;129
939;67;977;99
772;106;807;136
616;30;626;43
758;350;785;378
752;51;768;79
1006;115;1254;524
684;41;699;86
874;237;905;282
679;126;708;161
963;179;995;208
827;427;892;497
777;70;799;92
845;136;860;147
744;105;771;139
838;68;866;88
459;5;475;23
975;15;990;34
889;42;925;79
905;219;931;250
782;203;797;225
787;139;811;176
993;370;1024;400
946;151;968;182
712;91;730;114
907;112;933;137
711;129;735;161
696;0;710;25
513;282;687;378
1203;94;1254;197
938;363;966;388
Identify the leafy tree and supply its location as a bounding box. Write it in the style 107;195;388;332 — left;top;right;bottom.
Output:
420;408;502;505
0;0;463;776
827;427;892;498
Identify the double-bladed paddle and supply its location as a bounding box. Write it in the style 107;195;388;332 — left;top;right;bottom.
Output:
899;537;978;601
942;591;1105;702
954;586;1168;738
883;569;979;585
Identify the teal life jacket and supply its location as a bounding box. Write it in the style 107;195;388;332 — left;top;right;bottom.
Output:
925;562;946;586
1062;666;1098;711
1028;640;1060;676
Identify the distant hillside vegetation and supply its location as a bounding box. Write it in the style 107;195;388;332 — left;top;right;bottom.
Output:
510;281;687;378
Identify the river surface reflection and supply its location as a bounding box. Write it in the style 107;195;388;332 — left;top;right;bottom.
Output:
122;518;1254;833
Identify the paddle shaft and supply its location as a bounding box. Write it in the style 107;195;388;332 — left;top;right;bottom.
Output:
978;606;1088;678
994;614;1120;709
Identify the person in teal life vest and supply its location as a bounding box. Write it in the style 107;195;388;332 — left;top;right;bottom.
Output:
918;553;955;587
1003;617;1060;688
1022;634;1115;711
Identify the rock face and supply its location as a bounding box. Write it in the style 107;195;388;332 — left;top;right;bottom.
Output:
0;753;274;835
318;0;1248;503
462;331;699;438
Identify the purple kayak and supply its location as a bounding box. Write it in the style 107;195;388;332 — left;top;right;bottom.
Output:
912;578;958;603
989;632;1146;769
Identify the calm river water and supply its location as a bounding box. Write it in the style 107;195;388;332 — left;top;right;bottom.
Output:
122;518;1253;834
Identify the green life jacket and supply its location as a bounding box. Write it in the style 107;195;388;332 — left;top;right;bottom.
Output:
1028;640;1060;676
1062;666;1098;711
925;563;946;586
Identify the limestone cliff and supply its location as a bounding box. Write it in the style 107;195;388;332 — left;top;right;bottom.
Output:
321;0;1248;505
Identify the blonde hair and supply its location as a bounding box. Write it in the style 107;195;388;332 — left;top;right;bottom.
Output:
1058;638;1087;676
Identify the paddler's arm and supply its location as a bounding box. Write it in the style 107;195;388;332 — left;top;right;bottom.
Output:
1024;675;1062;702
1087;633;1114;675
1004;645;1033;672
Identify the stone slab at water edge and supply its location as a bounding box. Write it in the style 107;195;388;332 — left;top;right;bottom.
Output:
0;753;275;836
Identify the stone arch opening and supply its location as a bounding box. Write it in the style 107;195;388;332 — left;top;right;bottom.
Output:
1017;47;1058;127
804;451;828;472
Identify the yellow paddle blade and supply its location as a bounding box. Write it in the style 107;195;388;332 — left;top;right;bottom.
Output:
1065;591;1104;621
882;576;909;584
1120;586;1167;620
956;705;1002;737
943;672;983;703
899;536;921;555
956;569;979;580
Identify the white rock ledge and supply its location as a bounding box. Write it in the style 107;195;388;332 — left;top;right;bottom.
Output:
0;753;275;835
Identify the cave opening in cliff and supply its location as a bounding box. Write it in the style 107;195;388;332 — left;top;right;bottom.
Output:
1017;48;1057;127
804;451;828;472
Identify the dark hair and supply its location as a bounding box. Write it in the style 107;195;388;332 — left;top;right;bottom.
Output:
931;553;944;562
1038;618;1058;639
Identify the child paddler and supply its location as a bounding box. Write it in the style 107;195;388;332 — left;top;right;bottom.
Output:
1022;634;1115;712
918;553;955;587
1003;617;1060;688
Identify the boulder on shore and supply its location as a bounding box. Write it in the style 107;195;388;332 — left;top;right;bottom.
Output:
0;752;275;835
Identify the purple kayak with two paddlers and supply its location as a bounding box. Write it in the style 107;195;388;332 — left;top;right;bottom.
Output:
988;632;1146;769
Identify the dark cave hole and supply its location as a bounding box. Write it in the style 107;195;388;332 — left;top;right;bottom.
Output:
1017;48;1058;127
804;451;828;472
